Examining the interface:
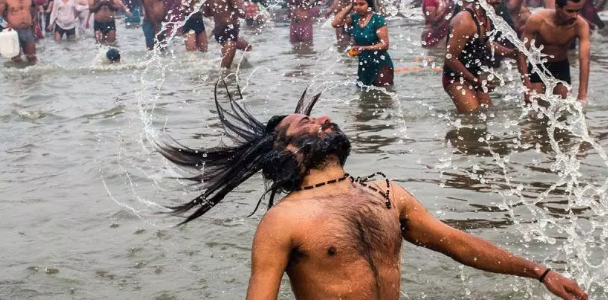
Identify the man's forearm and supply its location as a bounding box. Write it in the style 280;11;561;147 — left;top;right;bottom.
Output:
448;232;546;280
578;60;589;100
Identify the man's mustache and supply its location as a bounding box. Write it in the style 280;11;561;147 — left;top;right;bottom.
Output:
322;121;340;131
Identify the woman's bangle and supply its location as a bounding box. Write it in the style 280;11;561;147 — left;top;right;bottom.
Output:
539;268;551;283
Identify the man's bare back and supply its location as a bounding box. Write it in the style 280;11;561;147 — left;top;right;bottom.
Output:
527;9;586;61
1;0;33;29
202;0;243;26
274;182;402;299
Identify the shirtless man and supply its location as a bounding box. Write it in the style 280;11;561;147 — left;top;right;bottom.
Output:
158;83;589;300
328;0;352;46
520;0;590;102
87;0;130;43
141;0;165;49
0;0;38;64
202;0;251;68
288;0;319;44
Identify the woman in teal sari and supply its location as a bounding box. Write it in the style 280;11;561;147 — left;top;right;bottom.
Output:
332;0;394;87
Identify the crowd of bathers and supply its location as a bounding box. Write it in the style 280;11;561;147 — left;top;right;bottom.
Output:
0;0;604;112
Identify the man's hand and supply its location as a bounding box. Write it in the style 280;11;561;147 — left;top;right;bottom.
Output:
542;271;588;300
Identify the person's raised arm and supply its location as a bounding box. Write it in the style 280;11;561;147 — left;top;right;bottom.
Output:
392;184;588;300
576;17;590;102
444;12;479;84
246;207;293;300
331;3;352;28
113;0;132;16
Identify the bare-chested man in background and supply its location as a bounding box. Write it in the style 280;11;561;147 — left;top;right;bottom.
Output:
288;0;318;44
0;0;38;64
202;0;251;68
87;0;130;43
520;0;590;103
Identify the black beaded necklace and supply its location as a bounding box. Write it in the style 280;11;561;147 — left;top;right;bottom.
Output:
294;172;392;209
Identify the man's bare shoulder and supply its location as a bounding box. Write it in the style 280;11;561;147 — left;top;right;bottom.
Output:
368;180;415;211
529;9;551;23
574;15;590;34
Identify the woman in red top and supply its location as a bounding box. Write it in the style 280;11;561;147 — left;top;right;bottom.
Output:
421;0;453;48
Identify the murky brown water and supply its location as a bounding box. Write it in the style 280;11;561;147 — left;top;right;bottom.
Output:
1;7;608;299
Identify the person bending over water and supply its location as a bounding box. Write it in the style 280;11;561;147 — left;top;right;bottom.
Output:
48;0;78;40
157;80;589;300
442;0;525;113
87;0;131;43
202;0;251;68
332;0;394;87
0;0;38;64
421;0;453;48
520;0;590;103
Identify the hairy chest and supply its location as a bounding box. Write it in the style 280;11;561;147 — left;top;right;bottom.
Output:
289;194;402;267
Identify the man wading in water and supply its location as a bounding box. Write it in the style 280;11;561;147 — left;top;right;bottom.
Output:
202;0;251;68
0;0;38;64
87;0;130;43
158;80;589;300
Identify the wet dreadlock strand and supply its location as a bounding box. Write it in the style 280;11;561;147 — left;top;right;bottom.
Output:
156;78;325;225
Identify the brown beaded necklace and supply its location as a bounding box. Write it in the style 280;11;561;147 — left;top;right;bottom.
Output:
294;172;392;209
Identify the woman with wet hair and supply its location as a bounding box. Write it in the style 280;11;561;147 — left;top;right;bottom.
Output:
331;0;394;87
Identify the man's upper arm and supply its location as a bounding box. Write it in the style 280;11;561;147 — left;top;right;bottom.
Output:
246;207;293;300
521;14;540;49
577;17;591;61
393;183;464;254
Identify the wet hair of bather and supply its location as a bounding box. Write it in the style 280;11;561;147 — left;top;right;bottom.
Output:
156;80;351;225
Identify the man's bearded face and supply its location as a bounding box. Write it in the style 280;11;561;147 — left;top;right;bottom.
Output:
277;114;352;173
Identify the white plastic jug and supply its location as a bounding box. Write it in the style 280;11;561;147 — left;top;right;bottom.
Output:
0;29;20;58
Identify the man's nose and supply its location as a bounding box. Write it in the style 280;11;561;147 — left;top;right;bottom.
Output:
316;116;332;125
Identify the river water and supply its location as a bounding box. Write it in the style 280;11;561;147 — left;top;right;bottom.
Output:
1;6;608;300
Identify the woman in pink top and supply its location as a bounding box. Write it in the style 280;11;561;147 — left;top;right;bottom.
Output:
48;0;78;40
421;0;453;48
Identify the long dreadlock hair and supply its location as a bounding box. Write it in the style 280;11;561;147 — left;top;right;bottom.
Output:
156;79;322;225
